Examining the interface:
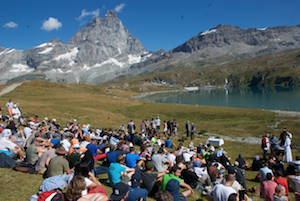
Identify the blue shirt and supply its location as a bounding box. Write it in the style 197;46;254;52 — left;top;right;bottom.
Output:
270;137;279;149
50;139;60;146
165;139;171;148
86;143;98;157
98;143;106;152
127;187;148;201
108;162;126;186
106;151;121;165
125;153;140;168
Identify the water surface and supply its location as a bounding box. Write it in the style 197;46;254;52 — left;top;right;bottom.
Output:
139;85;300;111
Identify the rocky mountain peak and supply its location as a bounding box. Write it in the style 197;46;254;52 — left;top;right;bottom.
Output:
103;10;117;19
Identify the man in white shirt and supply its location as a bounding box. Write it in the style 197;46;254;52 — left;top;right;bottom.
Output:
6;99;14;118
166;150;177;166
155;116;161;134
11;104;21;126
0;129;25;159
208;174;237;201
23;125;32;139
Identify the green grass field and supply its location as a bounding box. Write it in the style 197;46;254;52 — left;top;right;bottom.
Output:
0;80;299;201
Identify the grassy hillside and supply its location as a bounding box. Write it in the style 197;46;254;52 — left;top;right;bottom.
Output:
0;80;299;201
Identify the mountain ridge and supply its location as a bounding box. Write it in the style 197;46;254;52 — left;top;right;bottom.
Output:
0;10;299;87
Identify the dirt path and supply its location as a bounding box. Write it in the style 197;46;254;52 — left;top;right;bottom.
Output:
0;82;23;97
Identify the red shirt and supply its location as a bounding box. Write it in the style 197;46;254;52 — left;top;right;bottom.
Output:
275;176;289;195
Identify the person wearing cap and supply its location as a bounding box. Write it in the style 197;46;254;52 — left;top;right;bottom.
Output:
207;174;237;201
44;146;73;178
140;161;168;197
6;99;14;118
251;155;263;171
108;155;135;187
111;182;130;201
69;144;84;168
86;138;106;161
126;172;148;201
270;134;280;155
166;179;193;201
11;104;21;126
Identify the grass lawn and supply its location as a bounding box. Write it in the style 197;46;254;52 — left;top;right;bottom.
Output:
0;80;299;201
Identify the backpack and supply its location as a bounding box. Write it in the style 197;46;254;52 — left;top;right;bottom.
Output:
38;191;65;201
14;162;36;174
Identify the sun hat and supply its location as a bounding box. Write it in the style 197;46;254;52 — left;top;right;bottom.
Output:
146;161;155;170
56;147;66;155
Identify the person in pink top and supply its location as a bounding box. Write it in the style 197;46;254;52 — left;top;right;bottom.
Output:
261;173;278;201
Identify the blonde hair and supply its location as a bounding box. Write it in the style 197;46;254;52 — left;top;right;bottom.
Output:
66;175;86;200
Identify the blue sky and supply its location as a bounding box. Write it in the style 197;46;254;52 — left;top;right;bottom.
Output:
1;0;299;52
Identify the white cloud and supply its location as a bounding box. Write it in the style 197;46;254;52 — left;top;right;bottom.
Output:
115;3;125;13
3;21;18;28
76;9;100;21
41;17;62;32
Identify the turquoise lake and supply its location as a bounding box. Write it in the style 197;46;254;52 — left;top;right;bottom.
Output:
139;85;300;111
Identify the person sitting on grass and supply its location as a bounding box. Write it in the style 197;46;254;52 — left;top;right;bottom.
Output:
125;147;146;168
161;165;194;195
108;155;135;186
0;128;25;160
140;161;169;197
152;148;172;172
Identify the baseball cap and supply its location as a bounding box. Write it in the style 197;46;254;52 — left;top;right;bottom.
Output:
146;161;155;170
131;172;142;188
166;179;180;201
193;160;201;168
110;183;129;200
73;144;80;149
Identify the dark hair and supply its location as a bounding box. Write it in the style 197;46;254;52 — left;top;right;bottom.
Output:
53;143;62;149
275;170;283;177
170;165;181;174
227;193;237;201
266;172;272;180
154;191;173;201
74;162;89;177
175;155;184;164
129;147;135;153
158;148;164;154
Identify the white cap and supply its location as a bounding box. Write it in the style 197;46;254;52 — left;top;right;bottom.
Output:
73;144;80;149
52;118;56;122
74;119;77;122
44;117;48;121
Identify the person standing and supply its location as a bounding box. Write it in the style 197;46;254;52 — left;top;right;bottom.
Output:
155;116;161;135
145;119;150;135
140;120;145;133
172;119;178;138
261;133;270;161
11;104;21;126
282;133;293;162
163;121;168;137
6;99;14;119
167;120;173;136
186;121;190;139
127;120;135;144
191;123;196;140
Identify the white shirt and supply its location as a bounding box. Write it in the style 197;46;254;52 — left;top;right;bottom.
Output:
80;141;90;148
60;139;71;153
194;167;208;178
167;153;176;166
0;137;16;151
210;184;237;201
23;127;32;139
155;118;161;126
12;107;20;119
183;152;193;162
6;102;14;109
291;175;300;192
